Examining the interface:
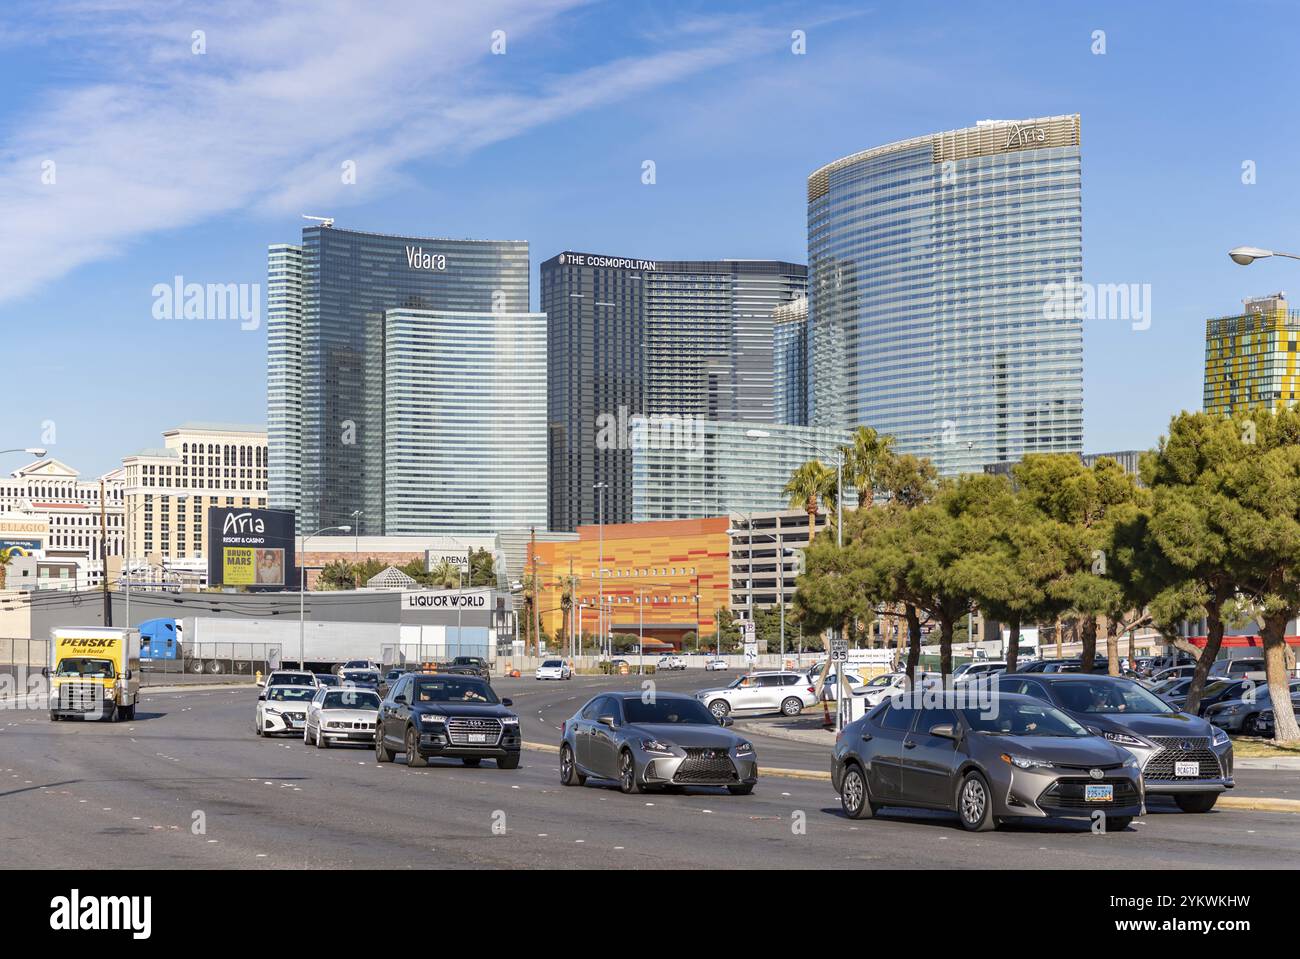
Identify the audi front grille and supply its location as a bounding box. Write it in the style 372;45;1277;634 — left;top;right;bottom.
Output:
447;717;503;745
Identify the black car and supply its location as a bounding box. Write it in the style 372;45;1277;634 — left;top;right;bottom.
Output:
1166;678;1254;716
451;656;490;679
375;672;520;769
1018;658;1110;674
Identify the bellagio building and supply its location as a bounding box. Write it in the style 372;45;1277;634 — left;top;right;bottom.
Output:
808;115;1084;475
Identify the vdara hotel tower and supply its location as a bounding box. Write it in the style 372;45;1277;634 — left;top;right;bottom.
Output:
542;252;806;531
267;223;533;536
808;115;1084;475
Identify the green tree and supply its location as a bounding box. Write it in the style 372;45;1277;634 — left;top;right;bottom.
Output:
468;548;496;587
841;425;894;508
784;460;838;540
316;559;356;590
428;559;462;589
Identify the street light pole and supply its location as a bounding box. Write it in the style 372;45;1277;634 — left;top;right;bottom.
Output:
593;482;607;658
298;525;351;669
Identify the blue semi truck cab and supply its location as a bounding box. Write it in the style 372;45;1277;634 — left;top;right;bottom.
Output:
138;618;181;660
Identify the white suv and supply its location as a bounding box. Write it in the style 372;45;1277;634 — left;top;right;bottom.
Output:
536;659;572;680
657;655;687;671
696;671;818;719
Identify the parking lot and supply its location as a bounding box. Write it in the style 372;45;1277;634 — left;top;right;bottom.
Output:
2;672;1299;869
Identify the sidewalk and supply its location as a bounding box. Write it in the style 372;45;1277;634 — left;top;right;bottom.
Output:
737;714;837;747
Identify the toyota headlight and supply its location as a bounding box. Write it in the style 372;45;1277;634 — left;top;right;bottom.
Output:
1224;705;1242;715
1212;727;1230;746
1103;730;1148;748
640;739;674;754
266;707;281;715
1000;753;1053;770
1123;755;1140;769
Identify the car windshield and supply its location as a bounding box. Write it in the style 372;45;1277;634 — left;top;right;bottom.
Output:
412;678;498;704
1053;680;1174;715
314;675;339;686
962;701;1088;737
323;690;381;710
623;698;718;725
271;674;314;685
56;657;115;678
542;660;563;667
865;675;896;688
267;687;315;702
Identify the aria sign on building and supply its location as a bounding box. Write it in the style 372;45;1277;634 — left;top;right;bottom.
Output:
1004;124;1048;148
207;506;297;591
556;252;658;272
405;246;447;271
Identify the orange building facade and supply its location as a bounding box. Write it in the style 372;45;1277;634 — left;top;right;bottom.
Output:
534;517;731;650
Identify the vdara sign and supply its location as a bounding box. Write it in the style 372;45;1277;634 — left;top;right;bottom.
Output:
556;252;657;272
405;246;447;271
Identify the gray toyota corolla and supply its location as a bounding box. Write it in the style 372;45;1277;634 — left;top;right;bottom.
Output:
831;692;1144;831
560;691;758;794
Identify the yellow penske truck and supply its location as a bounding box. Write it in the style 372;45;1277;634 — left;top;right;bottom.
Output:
46;627;140;722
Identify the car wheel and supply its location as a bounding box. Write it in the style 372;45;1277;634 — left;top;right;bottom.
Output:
780;697;803;717
560;744;585;786
49;711;59;722
1105;816;1133;831
958;771;997;831
1245;714;1264;735
1174;792;1219;814
375;727;393;763
708;699;730;719
618;749;643;794
303;727;311;745
405;726;426;767
255;718;264;736
840;763;875;819
497;753;520;770
462;757;481;767
727;784;754;796
316;725;329;749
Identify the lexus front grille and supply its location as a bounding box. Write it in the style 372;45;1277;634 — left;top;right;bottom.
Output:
1143;736;1220;781
673;748;738;784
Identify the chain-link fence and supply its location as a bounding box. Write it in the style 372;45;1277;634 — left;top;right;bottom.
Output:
0;638;48;700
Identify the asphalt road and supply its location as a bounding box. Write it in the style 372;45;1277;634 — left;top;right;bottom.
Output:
1;679;1298;869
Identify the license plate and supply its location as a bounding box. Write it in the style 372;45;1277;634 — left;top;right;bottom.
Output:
466;733;488;743
1085;784;1113;802
1175;761;1199;777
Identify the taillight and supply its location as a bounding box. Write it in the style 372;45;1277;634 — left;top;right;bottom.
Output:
807;687;815;694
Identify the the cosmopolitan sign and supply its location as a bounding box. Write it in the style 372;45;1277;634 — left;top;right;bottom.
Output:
404;589;491;610
406;246;447;271
556;252;657;272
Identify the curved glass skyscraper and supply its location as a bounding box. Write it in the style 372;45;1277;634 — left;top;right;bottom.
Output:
808;115;1083;474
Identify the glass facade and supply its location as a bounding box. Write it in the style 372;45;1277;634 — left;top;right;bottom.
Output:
270;225;529;535
773;295;808;425
808;115;1083;475
1203;294;1300;415
631;419;851;522
266;244;302;519
542;252;805;531
383;309;546;534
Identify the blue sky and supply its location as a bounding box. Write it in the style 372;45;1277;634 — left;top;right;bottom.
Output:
2;0;1299;477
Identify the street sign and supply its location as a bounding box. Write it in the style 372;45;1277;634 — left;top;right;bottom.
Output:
830;639;849;662
743;641;758;662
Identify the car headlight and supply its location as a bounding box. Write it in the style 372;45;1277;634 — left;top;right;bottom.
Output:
1102;731;1148;748
1212;727;1230;746
265;706;281;715
501;716;519;725
640;739;674;754
1000;753;1053;770
1225;705;1242;714
1123;755;1140;769
420;713;446;726
735;741;754;756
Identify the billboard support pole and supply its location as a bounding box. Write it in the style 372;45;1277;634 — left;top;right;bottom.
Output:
99;478;112;627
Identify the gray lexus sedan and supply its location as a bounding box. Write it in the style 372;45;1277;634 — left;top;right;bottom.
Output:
831;692;1143;831
560;691;758;795
999;673;1234;813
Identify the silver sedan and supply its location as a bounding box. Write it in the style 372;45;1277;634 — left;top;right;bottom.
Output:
305;687;382;747
560;692;758;795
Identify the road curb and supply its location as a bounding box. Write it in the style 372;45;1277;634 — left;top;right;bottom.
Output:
1216;795;1300;814
522;740;833;781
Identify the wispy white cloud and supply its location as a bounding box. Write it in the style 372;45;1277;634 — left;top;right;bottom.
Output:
0;0;789;302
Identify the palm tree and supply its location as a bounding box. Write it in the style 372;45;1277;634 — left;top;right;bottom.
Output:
0;547;12;590
784;460;837;539
468;548;496;587
841;425;894;508
429;560;461;589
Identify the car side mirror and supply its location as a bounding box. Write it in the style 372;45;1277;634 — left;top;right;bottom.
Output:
124;669;132;681
394;694;407;704
719;716;734;727
928;723;956;739
501;698;513;707
257;694;265;702
598;715;617;728
41;666;49;678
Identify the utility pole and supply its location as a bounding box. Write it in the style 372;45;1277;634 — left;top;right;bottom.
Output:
530;526;540;658
99;477;112;627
